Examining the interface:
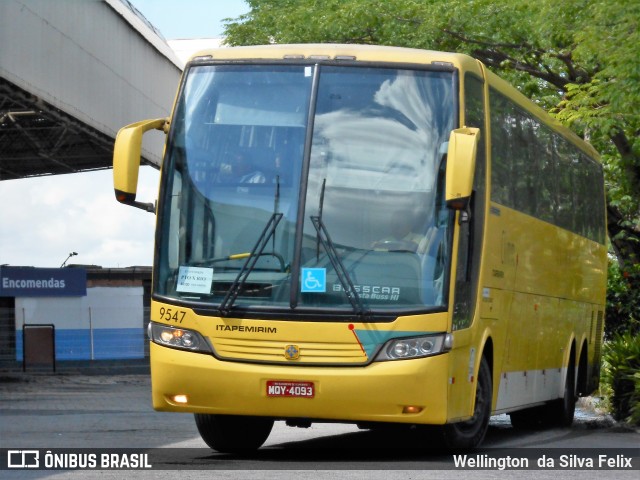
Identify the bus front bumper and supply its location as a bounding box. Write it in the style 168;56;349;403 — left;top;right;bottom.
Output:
150;342;450;425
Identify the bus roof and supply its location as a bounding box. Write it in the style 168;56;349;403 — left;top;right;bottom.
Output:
189;43;480;71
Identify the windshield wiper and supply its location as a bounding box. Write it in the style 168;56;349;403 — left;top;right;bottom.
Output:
218;213;283;316
310;179;366;317
218;177;283;316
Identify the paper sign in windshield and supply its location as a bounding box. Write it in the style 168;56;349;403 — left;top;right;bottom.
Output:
176;266;213;294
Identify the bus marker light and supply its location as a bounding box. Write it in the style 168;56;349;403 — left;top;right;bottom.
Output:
431;61;454;68
402;406;423;414
191;55;213;62
444;334;453;350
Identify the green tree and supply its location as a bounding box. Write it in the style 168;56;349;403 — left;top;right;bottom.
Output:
602;331;640;425
224;0;640;275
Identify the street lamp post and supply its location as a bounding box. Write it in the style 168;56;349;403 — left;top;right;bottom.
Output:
60;252;78;268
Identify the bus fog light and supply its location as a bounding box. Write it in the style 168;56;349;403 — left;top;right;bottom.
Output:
172;394;188;404
375;333;451;362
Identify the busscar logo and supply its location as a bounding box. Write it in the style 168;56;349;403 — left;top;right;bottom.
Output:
8;450;39;468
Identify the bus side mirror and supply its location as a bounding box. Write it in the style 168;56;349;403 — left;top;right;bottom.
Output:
113;118;167;213
445;127;480;210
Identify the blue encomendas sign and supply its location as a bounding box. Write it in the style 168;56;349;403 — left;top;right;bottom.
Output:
0;266;86;297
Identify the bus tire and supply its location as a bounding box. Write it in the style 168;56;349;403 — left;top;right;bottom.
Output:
442;356;492;449
194;414;274;453
546;361;576;427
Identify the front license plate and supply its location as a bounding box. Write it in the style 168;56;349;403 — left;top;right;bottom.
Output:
267;381;315;398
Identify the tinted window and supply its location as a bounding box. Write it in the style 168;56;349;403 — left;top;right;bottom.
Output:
489;89;605;243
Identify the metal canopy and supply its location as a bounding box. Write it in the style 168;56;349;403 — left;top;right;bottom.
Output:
0;78;123;180
0;0;182;182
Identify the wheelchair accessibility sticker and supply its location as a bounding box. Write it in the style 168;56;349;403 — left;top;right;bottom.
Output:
301;268;326;293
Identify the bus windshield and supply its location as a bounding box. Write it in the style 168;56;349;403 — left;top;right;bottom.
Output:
156;63;456;316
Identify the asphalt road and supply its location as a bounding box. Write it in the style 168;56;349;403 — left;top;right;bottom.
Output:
0;374;638;479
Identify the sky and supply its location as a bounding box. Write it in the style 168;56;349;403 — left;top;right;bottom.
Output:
127;0;248;39
0;0;249;269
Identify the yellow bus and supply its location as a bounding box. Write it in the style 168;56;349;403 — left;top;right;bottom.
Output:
113;44;607;450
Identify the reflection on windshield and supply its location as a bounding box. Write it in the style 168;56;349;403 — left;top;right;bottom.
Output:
156;63;455;315
301;67;454;311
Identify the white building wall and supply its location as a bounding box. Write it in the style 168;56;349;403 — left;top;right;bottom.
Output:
15;286;144;360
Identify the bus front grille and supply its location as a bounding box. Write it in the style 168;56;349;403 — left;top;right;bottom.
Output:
210;337;369;364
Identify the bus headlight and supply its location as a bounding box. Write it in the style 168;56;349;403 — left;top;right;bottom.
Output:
148;322;212;354
375;333;452;361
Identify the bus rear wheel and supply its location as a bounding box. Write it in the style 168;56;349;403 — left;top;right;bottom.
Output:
546;362;576;427
194;414;274;453
442;356;492;449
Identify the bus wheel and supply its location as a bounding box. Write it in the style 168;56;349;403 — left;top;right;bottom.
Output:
546;362;576;427
194;414;274;453
442;356;492;449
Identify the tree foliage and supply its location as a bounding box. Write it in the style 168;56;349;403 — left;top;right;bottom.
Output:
602;331;640;425
606;261;640;339
224;0;640;323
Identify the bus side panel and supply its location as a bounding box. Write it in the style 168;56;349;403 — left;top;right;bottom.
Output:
446;329;476;422
482;204;606;413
